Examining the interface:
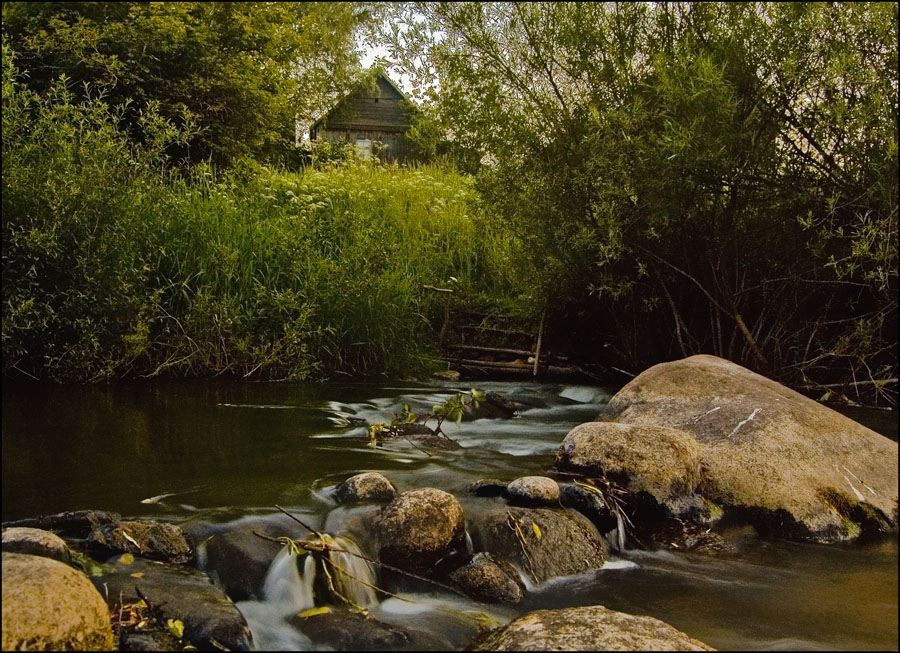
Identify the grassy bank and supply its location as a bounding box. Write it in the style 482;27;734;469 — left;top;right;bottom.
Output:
2;48;525;382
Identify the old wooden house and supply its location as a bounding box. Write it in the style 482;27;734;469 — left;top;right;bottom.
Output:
309;72;417;162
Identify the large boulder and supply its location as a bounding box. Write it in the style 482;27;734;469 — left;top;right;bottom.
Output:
466;505;606;584
2;527;72;564
469;605;713;651
88;520;191;563
375;488;466;576
560;355;899;541
2;552;114;651
91;554;253;651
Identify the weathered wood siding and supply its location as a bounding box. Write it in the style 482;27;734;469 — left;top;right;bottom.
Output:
310;75;416;162
315;129;412;161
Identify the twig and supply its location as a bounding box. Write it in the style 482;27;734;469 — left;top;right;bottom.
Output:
255;515;484;606
507;512;538;583
321;555;414;604
274;505;324;539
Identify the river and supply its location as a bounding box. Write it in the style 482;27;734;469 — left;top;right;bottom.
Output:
2;379;897;650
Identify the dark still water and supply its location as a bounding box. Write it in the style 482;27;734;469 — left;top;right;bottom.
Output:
2;380;897;650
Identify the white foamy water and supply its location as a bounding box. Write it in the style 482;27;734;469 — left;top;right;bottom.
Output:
262;548;316;615
327;535;379;608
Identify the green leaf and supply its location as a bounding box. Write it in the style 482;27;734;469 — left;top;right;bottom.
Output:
299;606;332;618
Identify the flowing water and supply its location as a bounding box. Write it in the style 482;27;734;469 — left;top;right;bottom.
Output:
2;379;897;650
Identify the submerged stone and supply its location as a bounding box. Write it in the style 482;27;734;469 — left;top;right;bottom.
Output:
288;607;452;651
463;391;519;420
466;479;508;498
2;509;121;539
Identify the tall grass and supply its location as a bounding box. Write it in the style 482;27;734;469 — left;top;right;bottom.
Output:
2;43;524;382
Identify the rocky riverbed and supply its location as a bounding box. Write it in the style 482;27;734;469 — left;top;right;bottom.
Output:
2;356;897;650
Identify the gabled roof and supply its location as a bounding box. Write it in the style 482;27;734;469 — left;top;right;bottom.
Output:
309;70;416;133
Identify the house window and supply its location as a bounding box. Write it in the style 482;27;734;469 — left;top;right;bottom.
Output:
355;139;373;158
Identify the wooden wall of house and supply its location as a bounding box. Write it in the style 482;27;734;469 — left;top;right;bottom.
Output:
316;128;412;162
310;75;418;162
318;76;410;132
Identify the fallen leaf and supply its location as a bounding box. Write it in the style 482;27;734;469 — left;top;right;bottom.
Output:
118;553;135;565
298;606;332;618
130;572;144;578
532;523;542;539
166;618;184;639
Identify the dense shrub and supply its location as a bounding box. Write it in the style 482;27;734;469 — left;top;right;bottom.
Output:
2;42;522;382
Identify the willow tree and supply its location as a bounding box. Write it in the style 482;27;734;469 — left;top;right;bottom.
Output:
2;2;376;165
376;2;898;401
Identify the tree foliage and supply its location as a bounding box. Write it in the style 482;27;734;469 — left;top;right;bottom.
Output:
378;2;898;400
2;1;374;165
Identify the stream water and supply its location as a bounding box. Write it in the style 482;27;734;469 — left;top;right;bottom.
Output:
2;379;897;650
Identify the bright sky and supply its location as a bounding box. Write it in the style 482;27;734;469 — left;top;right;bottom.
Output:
360;40;416;97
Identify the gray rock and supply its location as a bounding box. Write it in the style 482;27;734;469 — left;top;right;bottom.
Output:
2;527;72;564
2;552;114;651
466;505;606;584
375;488;466;575
469;605;714;651
91;554;253;651
336;472;398;504
570;354;899;541
88;520;191;563
449;552;524;604
506;476;560;507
